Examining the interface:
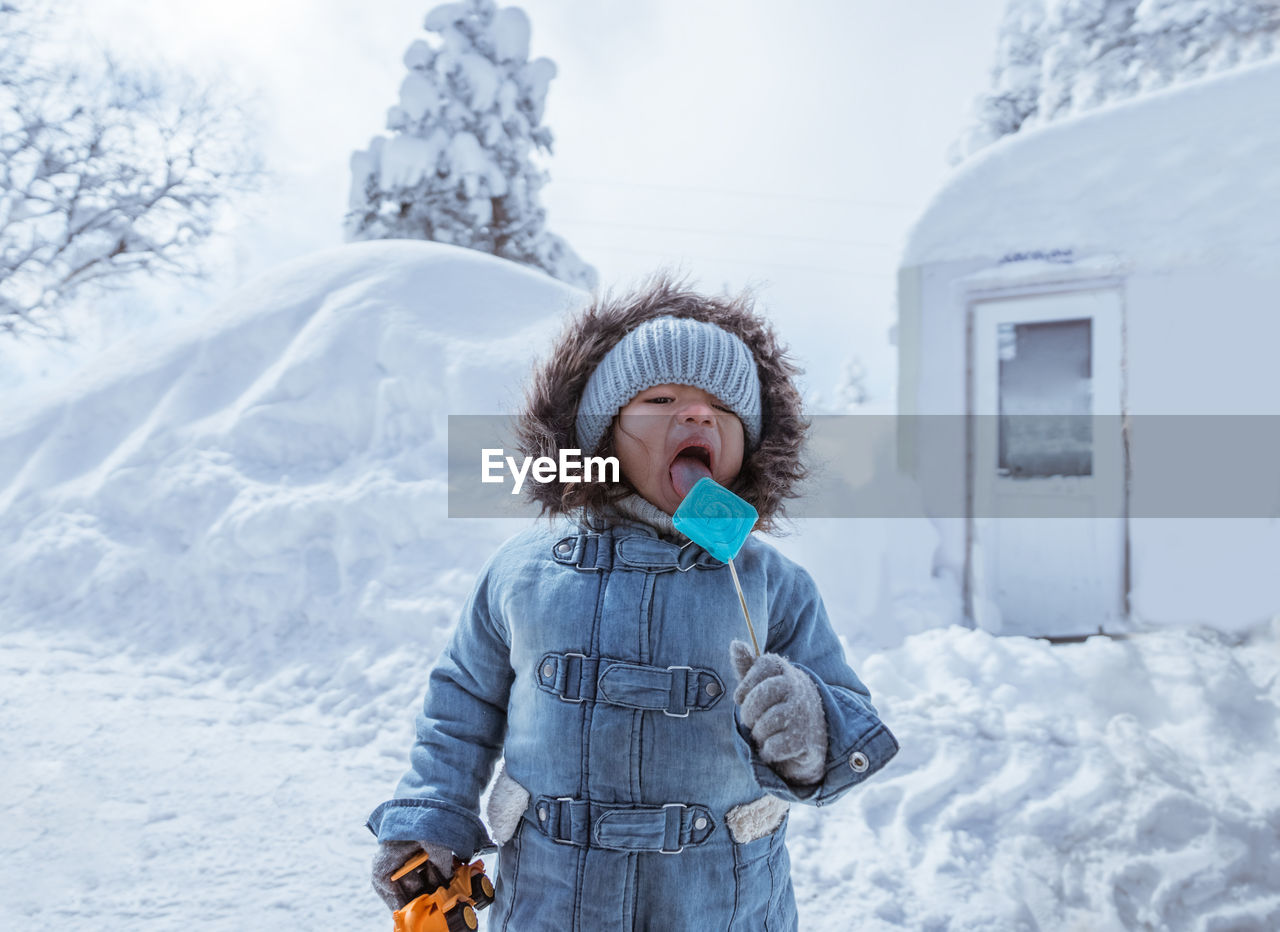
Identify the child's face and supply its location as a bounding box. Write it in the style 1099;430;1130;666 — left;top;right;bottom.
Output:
612;383;745;515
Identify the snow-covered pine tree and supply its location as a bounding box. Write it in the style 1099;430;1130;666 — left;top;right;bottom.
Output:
346;0;596;289
1038;0;1142;122
836;356;869;410
1133;0;1280;92
950;0;1048;163
953;0;1280;163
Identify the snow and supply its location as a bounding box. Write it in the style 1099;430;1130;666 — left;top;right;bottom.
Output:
905;58;1280;270
518;57;555;119
3;243;1278;928
0;241;581;663
447;131;508;198
424;3;472;34
378;131;446;188
397;72;443;123
456;51;502;111
491;6;532;63
403;38;436;72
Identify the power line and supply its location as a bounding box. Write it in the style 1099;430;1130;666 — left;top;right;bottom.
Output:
555;216;898;251
552;176;919;212
583;243;896;279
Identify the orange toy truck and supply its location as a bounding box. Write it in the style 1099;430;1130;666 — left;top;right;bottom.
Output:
390;852;495;932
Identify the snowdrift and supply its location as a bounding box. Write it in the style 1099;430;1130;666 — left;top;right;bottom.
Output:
0;240;583;663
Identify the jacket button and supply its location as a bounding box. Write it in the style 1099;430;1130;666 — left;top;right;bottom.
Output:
849;751;869;773
542;663;555;679
705;682;722;697
694;817;708;830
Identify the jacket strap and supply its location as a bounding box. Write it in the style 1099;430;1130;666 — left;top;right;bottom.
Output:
525;796;716;853
551;533;612;570
536;652;724;716
551;532;721;572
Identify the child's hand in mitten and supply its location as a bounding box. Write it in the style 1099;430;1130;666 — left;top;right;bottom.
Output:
730;640;828;785
370;839;454;911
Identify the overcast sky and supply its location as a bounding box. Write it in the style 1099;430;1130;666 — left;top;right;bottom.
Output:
59;0;1008;404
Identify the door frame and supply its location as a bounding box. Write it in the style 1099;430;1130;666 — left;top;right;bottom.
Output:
962;275;1132;633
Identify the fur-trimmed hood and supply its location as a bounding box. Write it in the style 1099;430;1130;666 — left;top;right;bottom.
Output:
515;273;808;533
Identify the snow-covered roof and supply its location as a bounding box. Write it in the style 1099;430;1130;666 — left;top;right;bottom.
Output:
902;59;1280;270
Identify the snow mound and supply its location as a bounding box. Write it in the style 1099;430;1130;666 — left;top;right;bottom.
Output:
791;622;1280;930
0;240;584;666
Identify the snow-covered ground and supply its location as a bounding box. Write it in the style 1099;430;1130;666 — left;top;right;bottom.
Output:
4;621;1275;930
2;243;1277;929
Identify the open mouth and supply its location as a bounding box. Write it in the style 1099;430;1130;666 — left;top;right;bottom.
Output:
671;442;713;470
669;442;714;497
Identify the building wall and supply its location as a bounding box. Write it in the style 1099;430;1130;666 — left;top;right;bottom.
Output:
1125;262;1280;631
898;257;988;597
900;255;1280;632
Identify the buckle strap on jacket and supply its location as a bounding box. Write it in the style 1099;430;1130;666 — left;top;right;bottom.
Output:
551;532;721;572
551;533;611;571
526;796;716;853
536;652;724;716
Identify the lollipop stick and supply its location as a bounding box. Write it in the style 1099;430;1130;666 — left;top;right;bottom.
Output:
727;558;761;656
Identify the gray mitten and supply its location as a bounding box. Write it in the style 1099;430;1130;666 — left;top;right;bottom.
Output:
370;839;455;911
730;640;828;785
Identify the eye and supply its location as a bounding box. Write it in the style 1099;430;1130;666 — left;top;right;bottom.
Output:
644;396;673;404
713;404;733;414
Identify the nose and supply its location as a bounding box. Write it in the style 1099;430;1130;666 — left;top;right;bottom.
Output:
677;398;716;425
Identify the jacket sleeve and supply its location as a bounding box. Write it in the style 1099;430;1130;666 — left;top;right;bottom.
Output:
731;563;899;806
365;553;514;857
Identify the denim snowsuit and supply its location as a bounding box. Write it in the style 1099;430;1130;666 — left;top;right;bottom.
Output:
368;515;899;931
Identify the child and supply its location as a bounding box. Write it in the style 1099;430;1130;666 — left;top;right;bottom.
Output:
368;275;899;930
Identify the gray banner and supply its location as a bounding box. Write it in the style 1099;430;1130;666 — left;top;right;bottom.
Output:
447;415;1280;519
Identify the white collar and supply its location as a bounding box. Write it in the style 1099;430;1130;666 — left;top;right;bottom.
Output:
602;493;689;544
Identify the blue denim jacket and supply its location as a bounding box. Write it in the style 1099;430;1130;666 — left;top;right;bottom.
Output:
368;515;898;930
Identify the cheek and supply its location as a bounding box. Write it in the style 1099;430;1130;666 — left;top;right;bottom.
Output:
614;425;658;483
721;425;746;479
720;451;745;483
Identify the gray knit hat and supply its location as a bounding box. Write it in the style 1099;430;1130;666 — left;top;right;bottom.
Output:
575;315;763;454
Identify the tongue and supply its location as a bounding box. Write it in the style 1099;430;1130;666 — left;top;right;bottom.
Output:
670;454;713;498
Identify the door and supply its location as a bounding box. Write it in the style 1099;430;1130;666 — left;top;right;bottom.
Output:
969;289;1127;637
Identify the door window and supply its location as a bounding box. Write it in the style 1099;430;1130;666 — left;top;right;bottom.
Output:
997;318;1092;478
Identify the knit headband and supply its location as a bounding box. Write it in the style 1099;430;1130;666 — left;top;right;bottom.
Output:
575;316;763;455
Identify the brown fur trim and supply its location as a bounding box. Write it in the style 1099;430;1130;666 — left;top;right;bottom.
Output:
514;271;808;533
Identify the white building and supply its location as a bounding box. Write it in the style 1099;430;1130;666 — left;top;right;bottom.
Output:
896;60;1280;639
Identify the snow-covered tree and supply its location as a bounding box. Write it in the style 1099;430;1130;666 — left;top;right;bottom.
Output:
0;3;263;338
835;356;870;410
803;357;872;413
1133;0;1280;91
1039;0;1142;122
950;0;1049;162
346;0;596;290
953;0;1280;163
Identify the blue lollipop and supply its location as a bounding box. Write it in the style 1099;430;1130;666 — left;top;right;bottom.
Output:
672;477;757;562
673;477;762;655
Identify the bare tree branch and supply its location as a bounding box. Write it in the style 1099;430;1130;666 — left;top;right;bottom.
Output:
0;2;265;339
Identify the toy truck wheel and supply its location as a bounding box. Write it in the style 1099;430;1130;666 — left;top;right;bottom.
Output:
469;872;495;909
445;903;478;931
